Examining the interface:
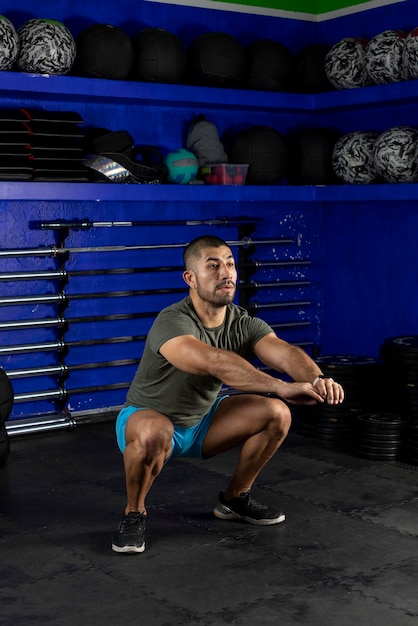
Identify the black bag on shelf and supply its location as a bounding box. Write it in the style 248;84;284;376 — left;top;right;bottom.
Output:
84;129;167;183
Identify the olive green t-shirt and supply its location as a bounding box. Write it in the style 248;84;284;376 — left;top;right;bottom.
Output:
125;296;274;427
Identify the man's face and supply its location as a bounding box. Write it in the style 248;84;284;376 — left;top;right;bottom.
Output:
192;245;237;307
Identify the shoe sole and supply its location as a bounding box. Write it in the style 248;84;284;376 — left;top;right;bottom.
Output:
213;504;285;526
112;542;145;553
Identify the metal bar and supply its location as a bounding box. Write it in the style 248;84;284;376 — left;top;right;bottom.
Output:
0;318;63;331
66;335;146;347
0;310;158;332
14;388;66;403
241;260;311;268
239;281;311;289
5;358;139;379
248;301;311;310
0;288;177;306
0;293;64;306
0;237;294;258
6;414;76;437
32;217;261;230
66;311;158;324
68;266;183;277
0;247;54;259
0;334;146;356
270;321;312;329
67;287;188;300
0;270;65;281
67;381;130;394
69;358;140;371
0;341;64;355
5;364;66;378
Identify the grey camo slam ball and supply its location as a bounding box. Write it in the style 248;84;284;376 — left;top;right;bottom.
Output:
373;126;418;183
0;15;19;70
325;37;371;89
17;18;76;74
402;27;418;80
332;131;379;184
365;29;407;84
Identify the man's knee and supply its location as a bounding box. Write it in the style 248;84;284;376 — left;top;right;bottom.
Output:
268;399;292;439
126;412;174;460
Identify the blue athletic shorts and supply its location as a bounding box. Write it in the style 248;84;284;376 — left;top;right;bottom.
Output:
115;395;228;462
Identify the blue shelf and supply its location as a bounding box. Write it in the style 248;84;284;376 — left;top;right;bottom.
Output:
2;72;418;203
2;181;418;202
313;79;418;112
0;181;314;202
2;70;418;112
0;71;314;112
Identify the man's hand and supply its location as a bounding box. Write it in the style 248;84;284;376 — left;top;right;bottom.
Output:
312;376;344;405
277;379;344;406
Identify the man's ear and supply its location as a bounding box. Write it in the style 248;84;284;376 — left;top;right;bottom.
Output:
182;270;195;288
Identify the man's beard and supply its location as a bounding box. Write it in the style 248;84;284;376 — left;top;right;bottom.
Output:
196;279;236;307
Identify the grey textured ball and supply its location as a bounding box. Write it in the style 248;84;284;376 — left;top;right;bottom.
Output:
17;18;76;74
373;126;418;183
325;37;370;89
333;131;379;184
402;27;418;80
365;29;406;84
0;15;18;70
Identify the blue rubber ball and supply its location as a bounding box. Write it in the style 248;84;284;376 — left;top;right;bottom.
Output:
164;148;198;184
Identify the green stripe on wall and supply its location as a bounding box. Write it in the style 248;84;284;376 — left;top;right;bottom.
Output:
212;0;374;14
145;0;405;20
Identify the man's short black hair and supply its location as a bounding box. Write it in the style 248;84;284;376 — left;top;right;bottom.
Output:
183;236;230;270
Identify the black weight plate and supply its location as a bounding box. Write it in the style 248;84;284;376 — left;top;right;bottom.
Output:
299;416;356;427
358;426;407;437
381;335;418;351
358;433;403;443
357;446;400;456
295;424;346;439
358;413;409;426
357;436;401;447
316;355;380;367
357;451;398;460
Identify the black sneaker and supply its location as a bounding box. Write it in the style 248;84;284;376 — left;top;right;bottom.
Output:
112;512;147;553
213;491;285;526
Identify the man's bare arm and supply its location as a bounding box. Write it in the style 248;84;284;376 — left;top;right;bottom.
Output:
159;334;327;405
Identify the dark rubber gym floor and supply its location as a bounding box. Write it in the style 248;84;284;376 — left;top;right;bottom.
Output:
1;416;418;626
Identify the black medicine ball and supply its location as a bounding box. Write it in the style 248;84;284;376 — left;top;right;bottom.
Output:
76;23;133;80
246;39;294;91
187;32;245;87
132;28;186;83
230;126;289;185
288;127;341;184
294;43;334;93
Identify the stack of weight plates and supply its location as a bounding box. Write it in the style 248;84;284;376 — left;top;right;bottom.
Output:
294;403;359;448
380;335;418;418
356;413;410;461
294;355;382;449
0;108;89;181
315;354;383;412
0;110;32;180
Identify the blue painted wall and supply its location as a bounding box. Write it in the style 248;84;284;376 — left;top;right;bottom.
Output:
4;0;316;50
